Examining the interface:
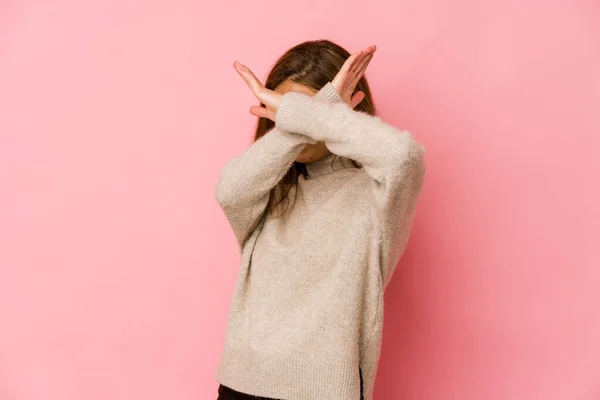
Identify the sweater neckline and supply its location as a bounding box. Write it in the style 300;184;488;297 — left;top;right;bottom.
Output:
304;152;354;179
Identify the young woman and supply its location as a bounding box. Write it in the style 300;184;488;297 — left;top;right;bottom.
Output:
214;40;426;400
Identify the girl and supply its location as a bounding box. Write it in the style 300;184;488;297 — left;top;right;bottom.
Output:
215;40;426;400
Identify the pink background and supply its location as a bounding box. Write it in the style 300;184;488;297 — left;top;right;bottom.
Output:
1;0;599;399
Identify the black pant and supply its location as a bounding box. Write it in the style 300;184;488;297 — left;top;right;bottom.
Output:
217;367;364;400
217;384;280;400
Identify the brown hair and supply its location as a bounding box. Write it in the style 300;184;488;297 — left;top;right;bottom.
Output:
255;39;378;217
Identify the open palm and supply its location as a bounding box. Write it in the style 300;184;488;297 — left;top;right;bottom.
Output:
234;44;377;121
331;44;376;109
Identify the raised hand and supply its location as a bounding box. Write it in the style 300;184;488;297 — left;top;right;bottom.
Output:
331;44;376;109
233;44;376;122
233;61;282;122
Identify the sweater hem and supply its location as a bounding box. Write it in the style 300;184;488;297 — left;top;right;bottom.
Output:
215;342;361;400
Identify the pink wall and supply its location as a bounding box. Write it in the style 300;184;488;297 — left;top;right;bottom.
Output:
1;0;598;399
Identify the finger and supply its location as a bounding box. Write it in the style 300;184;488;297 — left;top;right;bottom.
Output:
349;46;374;74
350;91;365;109
355;53;374;80
249;105;270;119
340;49;363;77
346;53;372;90
234;61;264;96
348;49;367;74
362;44;376;55
351;45;376;74
354;47;375;73
235;65;262;94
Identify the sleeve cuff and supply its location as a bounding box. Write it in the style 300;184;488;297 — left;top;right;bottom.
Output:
275;91;314;137
275;82;344;140
314;81;344;103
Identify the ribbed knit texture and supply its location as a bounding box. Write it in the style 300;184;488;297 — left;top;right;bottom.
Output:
215;82;426;400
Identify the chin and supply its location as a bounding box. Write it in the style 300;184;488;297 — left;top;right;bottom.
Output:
295;154;310;163
295;146;315;163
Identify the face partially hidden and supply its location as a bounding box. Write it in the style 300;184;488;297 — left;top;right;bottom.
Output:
273;80;332;164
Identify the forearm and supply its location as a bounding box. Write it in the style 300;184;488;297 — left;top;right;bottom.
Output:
215;82;345;208
274;82;426;191
214;83;345;250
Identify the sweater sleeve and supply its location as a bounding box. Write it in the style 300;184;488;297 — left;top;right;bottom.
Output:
215;84;345;252
274;82;427;289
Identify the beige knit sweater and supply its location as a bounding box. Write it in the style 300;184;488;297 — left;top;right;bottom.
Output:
214;81;426;400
